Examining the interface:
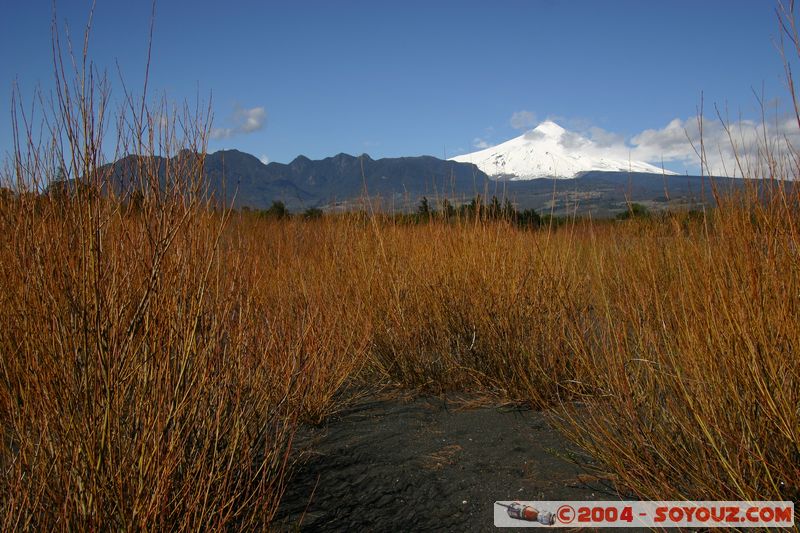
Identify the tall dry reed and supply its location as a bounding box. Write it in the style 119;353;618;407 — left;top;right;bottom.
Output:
3;4;800;529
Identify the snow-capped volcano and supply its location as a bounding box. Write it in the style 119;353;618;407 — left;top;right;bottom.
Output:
451;121;675;179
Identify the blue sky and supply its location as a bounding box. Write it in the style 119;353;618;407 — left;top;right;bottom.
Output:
0;1;793;174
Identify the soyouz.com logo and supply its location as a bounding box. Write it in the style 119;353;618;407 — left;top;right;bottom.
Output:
493;501;795;528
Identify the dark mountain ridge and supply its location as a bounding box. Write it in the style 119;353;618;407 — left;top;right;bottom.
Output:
53;149;758;216
97;149;493;211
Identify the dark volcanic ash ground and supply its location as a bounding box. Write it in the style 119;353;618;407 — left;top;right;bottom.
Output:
276;394;635;532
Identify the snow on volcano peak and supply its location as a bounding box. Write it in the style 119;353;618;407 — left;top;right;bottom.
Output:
450;121;675;179
531;120;566;137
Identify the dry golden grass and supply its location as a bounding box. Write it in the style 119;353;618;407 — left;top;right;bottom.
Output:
2;4;799;529
553;193;800;502
0;196;303;529
232;199;799;504
209;199;800;506
3;187;798;528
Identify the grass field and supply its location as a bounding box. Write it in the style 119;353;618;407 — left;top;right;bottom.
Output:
1;8;799;530
2;184;797;528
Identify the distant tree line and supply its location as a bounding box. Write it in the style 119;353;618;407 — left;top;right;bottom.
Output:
27;188;687;227
240;196;546;228
412;195;543;228
240;201;323;220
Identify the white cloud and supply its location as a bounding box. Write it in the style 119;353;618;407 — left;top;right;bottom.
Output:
211;105;267;140
523;130;547;142
510;110;537;130
259;154;270;164
627;116;800;177
237;106;267;133
559;130;589;150
586;126;625;148
540;116;800;177
472;137;490;149
210;127;234;140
